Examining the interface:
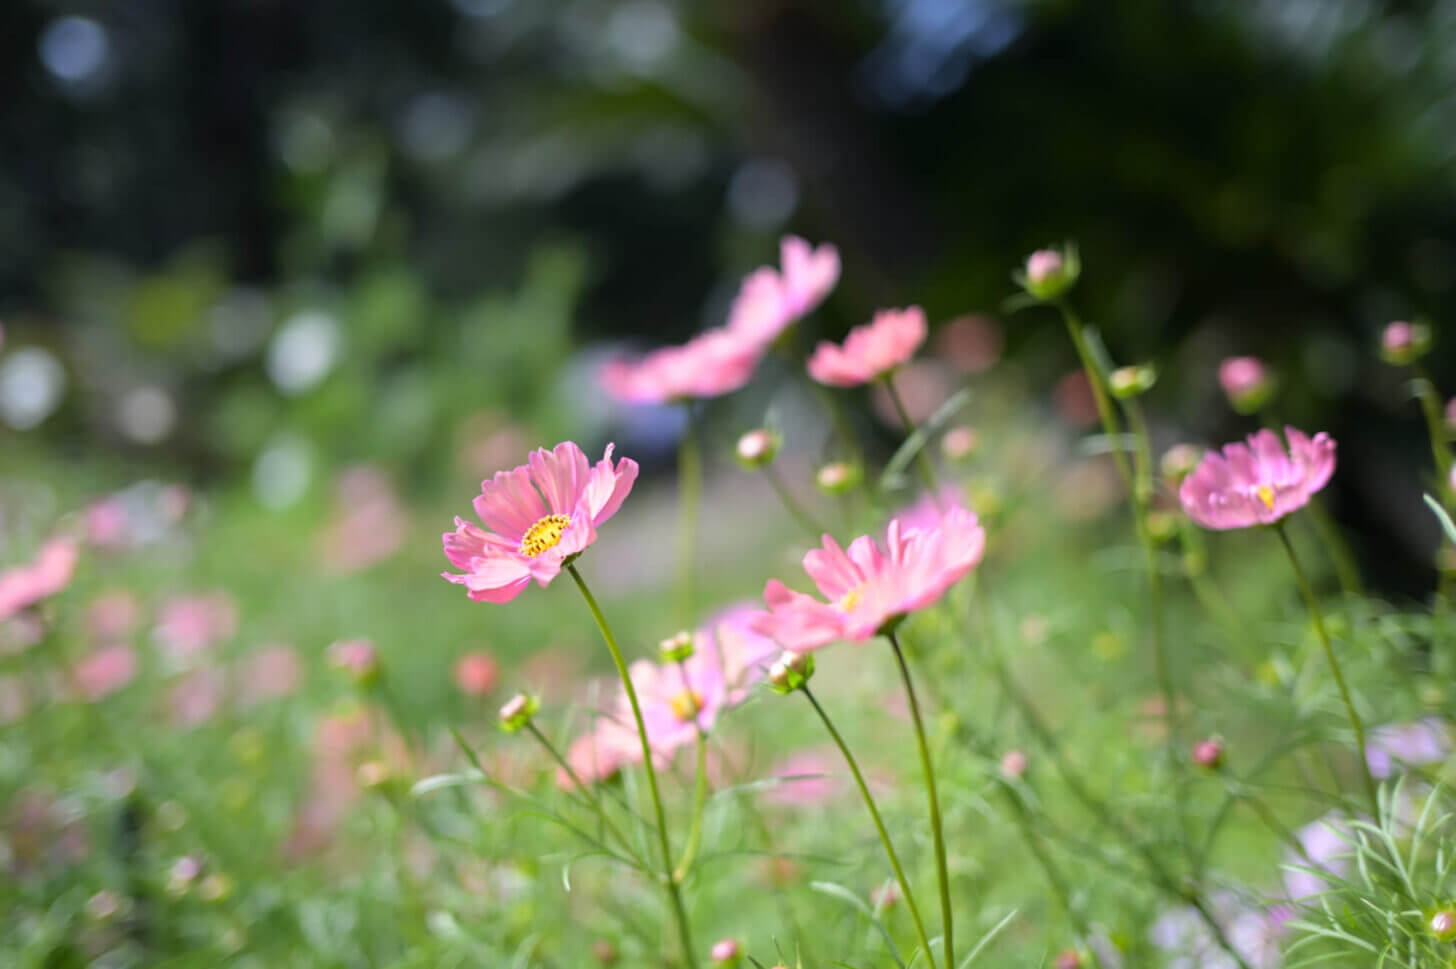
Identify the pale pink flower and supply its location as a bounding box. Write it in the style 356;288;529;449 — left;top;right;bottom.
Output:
1283;812;1353;901
600;328;763;403
893;487;969;534
763;750;841;806
935;314;1003;374
153;593;238;664
752;507;986;651
1053;370;1098;427
442;441;638;603
453;650;499;697
73;645;137;701
0;537;79;620
236;644;303;707
170;669;223;727
1178;427;1335;530
726;236;840;345
84;498;129;548
1366;718;1450;779
318;466;408;573
558;711;645;789
85;592;140;646
1219;356;1267;399
327;638;379;682
807;307;927;387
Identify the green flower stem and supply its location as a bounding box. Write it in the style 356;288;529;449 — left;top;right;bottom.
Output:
677;415;702;627
525;721;634;856
888;631;954;969
882;373;942;498
973;594;1254;969
1273;523;1380;819
566;564;698;969
672;731;710;883
1053;299;1133;492
762;463;828;539
801;685;939;969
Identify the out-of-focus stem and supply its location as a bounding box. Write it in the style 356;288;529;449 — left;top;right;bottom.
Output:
672;732;709;882
888;631;954;967
676;416;701;627
567;564;698;969
526;721;634;856
1273;523;1379;819
762;464;827;539
883;373;942;499
801;685;939;969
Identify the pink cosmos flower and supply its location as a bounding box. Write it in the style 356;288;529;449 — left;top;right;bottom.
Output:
599;328;764;404
0;537;79;620
807;307;927;387
442;441;639;603
85;592;140;646
236;644;303;707
1283;812;1353;901
558;711;646;789
84;498;129;548
153;593;238;665
1178;427;1335;530
453;650;499;697
73;645;137;702
170;669;224;728
317;466;408;573
1366;718;1450;779
752;507;986;651
893;486;970;534
726;236;840;345
763;749;842;806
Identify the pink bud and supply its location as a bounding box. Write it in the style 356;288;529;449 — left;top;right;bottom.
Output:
1192;737;1224;769
1055;950;1083;969
327;639;379;684
1218;356;1266;399
453;651;499;697
711;938;740;963
1383;321;1415;353
1026;250;1063;285
941;425;979;461
871;879;900;908
1000;749;1028;779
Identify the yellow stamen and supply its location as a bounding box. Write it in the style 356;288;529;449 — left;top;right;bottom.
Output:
839;588;861;612
519;514;571;557
669;689;703;722
1256;485;1275;511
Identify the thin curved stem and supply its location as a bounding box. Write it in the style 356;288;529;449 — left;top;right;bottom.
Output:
883;373;942;498
1273;522;1379;819
525;722;635;857
1053;299;1132;492
672;732;710;882
566;564;698;969
801;685;939;969
888;631;954;968
763;464;828;539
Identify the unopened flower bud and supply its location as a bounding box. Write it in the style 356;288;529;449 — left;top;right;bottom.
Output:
768;651;815;693
1218;356;1275;415
1146;510;1177;543
592;939;618;965
198;872;232;903
166;855;203;896
498;692;539;733
1160;443;1202;485
871;879;900;908
327;638;380;686
1430;908;1456;940
816;461;862;495
711;938;741;965
940;425;979;461
1055;950;1083;969
1381;320;1432;366
356;760;393;790
1000;749;1028;779
1020;246;1079;300
1109;363;1157;399
659;630;695;663
735;429;780;469
1192;737;1224;769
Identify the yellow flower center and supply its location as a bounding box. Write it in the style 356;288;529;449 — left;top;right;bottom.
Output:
839;588;862;612
669;689;704;722
519;514;571;557
1256;485;1275;511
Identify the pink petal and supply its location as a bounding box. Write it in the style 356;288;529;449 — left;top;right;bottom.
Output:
528;442;590;515
473;465;546;541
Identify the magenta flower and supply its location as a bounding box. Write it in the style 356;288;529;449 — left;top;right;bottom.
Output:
1366;718;1450;779
752;507;986;651
807;307;927;387
442;441;639;603
726;236;840;345
599;328;763;404
1178;427;1335;530
0;537;78;621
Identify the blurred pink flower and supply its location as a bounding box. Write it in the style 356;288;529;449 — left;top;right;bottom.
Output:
453;650;499;697
1446;397;1456;432
1053;370;1098;428
170;669;223;727
726;236;840;345
1366;718;1450;779
935;314;1003;374
752;507;985;651
869;359;956;425
318;466;408;573
442;442;638;603
1179;427;1335;530
558;711;645;789
236;644;303;707
1283;812;1353;901
153;593;238;664
0;537;79;621
454;412;533;478
326;638;379;682
84;498;129;548
73;645;137;701
1218;356;1267;399
807;307;927;387
763;750;841;806
599;328;763;403
85;592;140;646
1151;894;1287;969
893;487;969;534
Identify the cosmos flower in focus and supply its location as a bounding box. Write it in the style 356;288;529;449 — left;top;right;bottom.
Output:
1178;428;1335;530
